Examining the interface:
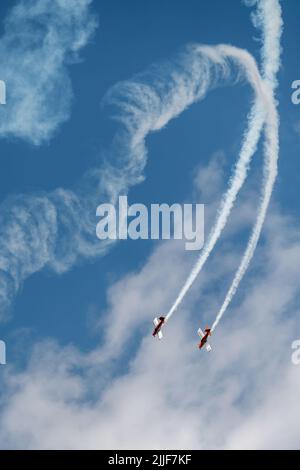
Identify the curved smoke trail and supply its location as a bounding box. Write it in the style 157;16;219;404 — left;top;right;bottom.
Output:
166;0;282;325
212;0;282;331
0;34;268;319
165;58;267;320
0;0;281;326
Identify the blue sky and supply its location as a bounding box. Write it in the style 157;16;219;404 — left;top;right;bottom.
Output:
0;0;300;449
0;0;261;351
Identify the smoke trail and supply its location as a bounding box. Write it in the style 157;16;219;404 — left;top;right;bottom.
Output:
166;0;282;325
166;104;265;321
212;0;282;330
165;47;269;321
0;0;278;323
0;41;266;320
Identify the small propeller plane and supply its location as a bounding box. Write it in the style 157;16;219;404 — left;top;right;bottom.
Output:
152;316;166;339
198;327;212;351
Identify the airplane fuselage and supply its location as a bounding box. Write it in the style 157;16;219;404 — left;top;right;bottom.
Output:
152;317;165;337
199;337;208;348
199;329;211;349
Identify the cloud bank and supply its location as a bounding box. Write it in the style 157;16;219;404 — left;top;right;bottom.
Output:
0;163;299;449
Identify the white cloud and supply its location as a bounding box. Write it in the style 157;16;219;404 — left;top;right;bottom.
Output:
0;162;299;449
0;0;98;145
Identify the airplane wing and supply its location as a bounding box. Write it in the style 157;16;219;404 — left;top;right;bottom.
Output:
153;317;159;326
206;343;212;352
158;331;163;340
198;327;204;338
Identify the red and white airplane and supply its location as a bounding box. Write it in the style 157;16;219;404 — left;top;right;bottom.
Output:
152;316;166;339
198;327;212;351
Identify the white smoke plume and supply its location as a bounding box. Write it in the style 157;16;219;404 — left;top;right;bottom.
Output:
0;41;264;320
212;0;282;330
0;0;281;326
165;48;267;322
166;0;282;328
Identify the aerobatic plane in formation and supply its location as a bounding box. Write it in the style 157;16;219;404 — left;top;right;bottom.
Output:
198;327;212;352
152;317;213;353
152;316;166;339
